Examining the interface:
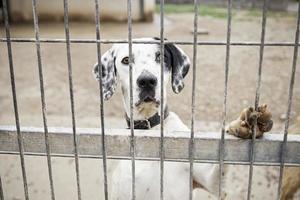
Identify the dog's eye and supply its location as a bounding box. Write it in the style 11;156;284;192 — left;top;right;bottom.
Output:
155;52;160;63
121;57;129;65
155;52;167;63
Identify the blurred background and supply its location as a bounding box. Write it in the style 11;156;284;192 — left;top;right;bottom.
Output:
0;0;300;199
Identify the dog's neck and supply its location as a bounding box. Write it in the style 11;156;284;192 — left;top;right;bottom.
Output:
125;105;169;129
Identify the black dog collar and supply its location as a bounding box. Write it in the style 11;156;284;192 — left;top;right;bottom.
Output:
126;106;169;129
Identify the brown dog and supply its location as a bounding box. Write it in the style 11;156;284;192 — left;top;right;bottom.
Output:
227;106;300;199
226;104;273;139
280;116;300;200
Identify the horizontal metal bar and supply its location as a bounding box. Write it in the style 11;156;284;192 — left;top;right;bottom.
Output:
0;38;299;46
1;126;300;164
1;151;300;167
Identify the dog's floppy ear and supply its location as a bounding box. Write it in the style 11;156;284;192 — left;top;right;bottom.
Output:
93;48;117;100
164;43;190;94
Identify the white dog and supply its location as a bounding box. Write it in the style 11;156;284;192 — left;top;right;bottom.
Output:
93;38;221;199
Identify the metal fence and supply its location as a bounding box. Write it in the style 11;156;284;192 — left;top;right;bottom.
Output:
0;0;300;200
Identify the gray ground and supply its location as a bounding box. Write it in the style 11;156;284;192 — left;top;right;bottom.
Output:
1;11;300;199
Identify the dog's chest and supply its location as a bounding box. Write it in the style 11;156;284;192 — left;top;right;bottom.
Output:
110;112;191;199
111;160;190;200
151;112;190;132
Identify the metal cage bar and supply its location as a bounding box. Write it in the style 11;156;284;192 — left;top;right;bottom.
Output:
31;0;56;199
159;0;165;200
0;175;4;200
277;2;300;199
219;0;232;198
1;1;300;199
1;0;30;199
1;127;300;165
127;0;136;199
62;0;82;199
93;0;109;199
2;150;300;167
1;38;300;47
189;0;199;199
247;0;268;199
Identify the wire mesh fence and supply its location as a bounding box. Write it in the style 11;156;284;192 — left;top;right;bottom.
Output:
0;0;299;200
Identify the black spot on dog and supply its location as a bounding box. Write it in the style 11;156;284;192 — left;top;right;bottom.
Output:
155;51;160;64
101;64;106;77
153;38;190;93
153;37;167;41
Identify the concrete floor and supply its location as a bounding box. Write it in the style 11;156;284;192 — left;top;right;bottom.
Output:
2;154;297;200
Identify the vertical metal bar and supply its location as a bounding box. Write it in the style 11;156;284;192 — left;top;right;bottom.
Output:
0;176;4;200
139;0;145;20
127;0;135;199
31;0;55;199
219;0;232;199
251;0;256;9
247;0;268;199
62;1;81;199
159;0;165;200
1;0;30;200
94;0;108;199
277;2;300;200
189;0;199;199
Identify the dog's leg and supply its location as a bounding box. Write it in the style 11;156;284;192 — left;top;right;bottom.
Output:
280;167;300;200
193;164;224;198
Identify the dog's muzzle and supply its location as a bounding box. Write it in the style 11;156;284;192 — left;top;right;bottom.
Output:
136;72;158;105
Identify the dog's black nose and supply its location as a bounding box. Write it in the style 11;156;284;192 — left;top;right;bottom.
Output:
137;75;157;89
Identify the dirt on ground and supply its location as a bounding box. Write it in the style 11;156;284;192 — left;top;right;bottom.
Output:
1;11;300;200
1;12;300;130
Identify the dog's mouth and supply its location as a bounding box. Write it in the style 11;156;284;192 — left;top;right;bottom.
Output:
135;96;160;107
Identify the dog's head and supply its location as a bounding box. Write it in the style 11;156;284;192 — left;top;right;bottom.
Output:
93;38;190;119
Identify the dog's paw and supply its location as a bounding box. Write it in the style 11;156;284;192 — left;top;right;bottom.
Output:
257;104;273;136
247;111;258;127
237;126;253;139
239;107;254;122
240;121;247;126
226;119;252;139
227;104;273;139
258;119;273;132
